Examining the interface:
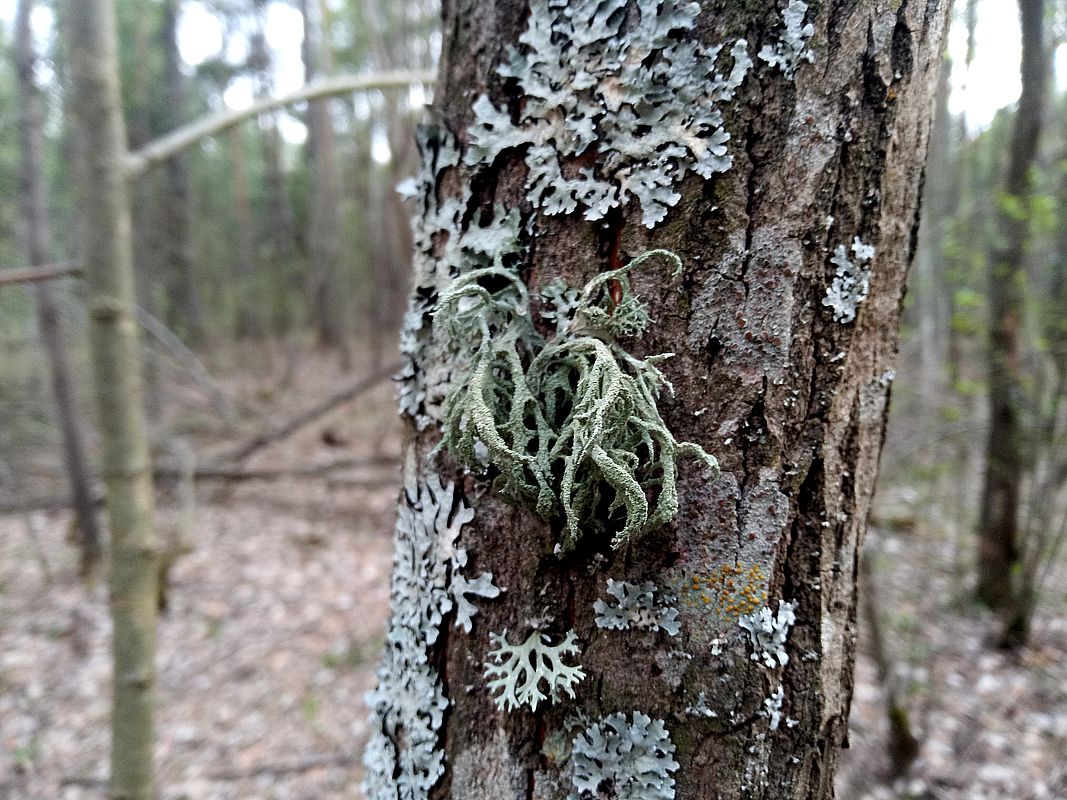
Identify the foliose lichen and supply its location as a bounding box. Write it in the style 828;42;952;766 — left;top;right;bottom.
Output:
396;128;524;430
593;578;681;635
363;476;500;799
466;0;752;227
758;0;815;77
738;600;797;669
569;711;679;800
484;629;586;712
823;237;876;324
433;249;719;550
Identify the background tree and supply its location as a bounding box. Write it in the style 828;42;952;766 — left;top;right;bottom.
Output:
975;0;1051;643
15;0;101;577
363;2;948;798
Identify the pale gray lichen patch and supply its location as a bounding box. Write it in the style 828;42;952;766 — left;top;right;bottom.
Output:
396;128;523;429
823;237;875;324
484;629;586;712
761;684;785;731
569;712;679;800
362;476;452;799
685;691;718;719
738;600;797;669
759;0;815;77
593;578;680;635
466;0;752;227
363;476;500;799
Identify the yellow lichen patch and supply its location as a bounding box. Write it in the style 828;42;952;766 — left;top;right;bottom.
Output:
677;562;767;621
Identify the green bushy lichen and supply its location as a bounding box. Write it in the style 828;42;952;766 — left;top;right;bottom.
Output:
433;249;718;550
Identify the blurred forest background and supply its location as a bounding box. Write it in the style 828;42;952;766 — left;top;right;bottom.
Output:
1;1;1066;799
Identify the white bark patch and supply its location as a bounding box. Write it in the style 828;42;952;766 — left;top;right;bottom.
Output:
451;728;527;799
465;0;751;227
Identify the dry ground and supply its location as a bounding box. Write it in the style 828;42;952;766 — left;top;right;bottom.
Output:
1;347;1066;799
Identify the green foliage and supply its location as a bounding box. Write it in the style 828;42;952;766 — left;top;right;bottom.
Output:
434;249;718;550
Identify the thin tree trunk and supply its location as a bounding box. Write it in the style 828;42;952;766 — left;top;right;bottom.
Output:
63;2;159;798
249;13;297;334
364;2;948;798
914;53;952;415
15;0;103;578
126;1;163;419
975;0;1049;629
160;0;201;343
229;126;263;339
300;0;351;367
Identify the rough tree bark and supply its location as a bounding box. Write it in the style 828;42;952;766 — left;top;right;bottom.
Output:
63;1;160;797
364;2;947;799
15;0;102;577
975;0;1049;626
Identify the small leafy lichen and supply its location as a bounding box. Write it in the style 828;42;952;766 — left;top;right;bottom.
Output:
569;711;679;800
593;578;680;635
466;0;752;227
484;629;586;712
761;684;786;731
823;237;875;324
434;249;719;550
738;600;797;669
759;0;815;77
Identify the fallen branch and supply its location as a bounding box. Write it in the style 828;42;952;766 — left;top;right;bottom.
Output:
0;456;400;513
155;454;400;482
126;71;435;177
0;261;81;286
221;361;402;464
205;750;361;781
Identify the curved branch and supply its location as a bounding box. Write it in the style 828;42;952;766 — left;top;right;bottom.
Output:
124;70;436;178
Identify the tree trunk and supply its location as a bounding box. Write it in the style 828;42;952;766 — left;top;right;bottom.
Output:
913;53;952;416
975;0;1049;624
249;10;298;334
126;0;163;419
300;0;351;365
160;0;202;343
15;0;103;578
63;1;159;798
364;2;947;799
229;126;264;339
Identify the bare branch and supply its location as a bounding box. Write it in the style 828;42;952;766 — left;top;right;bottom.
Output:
125;71;435;178
0;262;82;287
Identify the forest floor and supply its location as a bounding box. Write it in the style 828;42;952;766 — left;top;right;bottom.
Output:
1;346;1066;800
